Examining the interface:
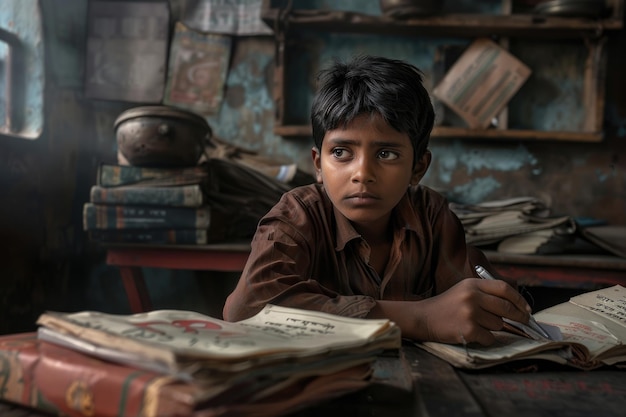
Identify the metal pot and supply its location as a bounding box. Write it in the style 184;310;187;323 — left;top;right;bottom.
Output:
379;0;443;18
114;106;212;167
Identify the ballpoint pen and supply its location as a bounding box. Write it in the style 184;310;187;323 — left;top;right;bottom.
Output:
474;265;552;340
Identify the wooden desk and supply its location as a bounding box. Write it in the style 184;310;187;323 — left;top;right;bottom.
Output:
485;251;626;289
105;242;251;313
2;345;625;417
106;243;626;314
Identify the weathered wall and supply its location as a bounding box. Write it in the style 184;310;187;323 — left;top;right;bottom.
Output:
0;0;624;333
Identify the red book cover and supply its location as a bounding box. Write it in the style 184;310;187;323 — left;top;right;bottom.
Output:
0;332;374;417
0;333;201;417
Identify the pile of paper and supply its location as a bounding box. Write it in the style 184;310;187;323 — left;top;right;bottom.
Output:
450;196;576;253
201;137;315;237
33;305;401;417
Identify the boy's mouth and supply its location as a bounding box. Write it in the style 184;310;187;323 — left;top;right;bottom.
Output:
344;192;380;206
346;191;379;200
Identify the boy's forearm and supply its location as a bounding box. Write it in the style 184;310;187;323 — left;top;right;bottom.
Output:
367;299;429;341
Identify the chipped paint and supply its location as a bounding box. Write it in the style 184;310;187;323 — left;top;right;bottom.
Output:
450;176;503;204
425;141;544;203
431;141;538;178
211;51;274;144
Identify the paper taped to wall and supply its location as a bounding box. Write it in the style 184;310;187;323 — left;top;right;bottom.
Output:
433;38;531;129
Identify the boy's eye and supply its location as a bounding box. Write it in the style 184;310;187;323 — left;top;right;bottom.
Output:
378;150;399;160
331;148;349;159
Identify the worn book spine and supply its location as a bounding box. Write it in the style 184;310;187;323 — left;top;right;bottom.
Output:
0;333;200;417
82;203;211;230
89;229;208;245
97;163;209;187
90;184;204;207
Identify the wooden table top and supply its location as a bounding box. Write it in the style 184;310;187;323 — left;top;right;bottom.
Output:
3;344;624;417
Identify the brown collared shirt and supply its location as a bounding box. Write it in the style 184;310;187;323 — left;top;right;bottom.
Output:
223;183;486;321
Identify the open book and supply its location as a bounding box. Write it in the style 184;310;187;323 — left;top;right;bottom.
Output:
36;304;400;380
416;285;626;370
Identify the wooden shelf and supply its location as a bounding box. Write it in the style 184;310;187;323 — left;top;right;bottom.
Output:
262;9;623;39
262;0;622;142
273;125;605;142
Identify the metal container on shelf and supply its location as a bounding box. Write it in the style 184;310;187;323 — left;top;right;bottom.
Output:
114;105;212;167
379;0;444;18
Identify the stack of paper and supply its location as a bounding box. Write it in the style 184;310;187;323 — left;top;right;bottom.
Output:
30;305;401;417
450;196;576;254
450;196;576;251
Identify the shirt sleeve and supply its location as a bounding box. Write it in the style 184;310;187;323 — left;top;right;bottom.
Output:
426;195;484;293
222;196;377;322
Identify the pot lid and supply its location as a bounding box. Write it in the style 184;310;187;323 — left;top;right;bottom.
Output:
533;0;609;17
114;106;210;129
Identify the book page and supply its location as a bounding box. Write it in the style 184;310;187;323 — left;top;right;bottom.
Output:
238;304;397;346
536;287;626;361
37;305;399;363
569;285;626;328
533;312;620;358
418;332;570;369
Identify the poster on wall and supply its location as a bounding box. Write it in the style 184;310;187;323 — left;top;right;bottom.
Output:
84;0;170;103
163;22;232;116
181;0;273;35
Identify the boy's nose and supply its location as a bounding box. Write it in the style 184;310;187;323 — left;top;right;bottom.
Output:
351;157;376;183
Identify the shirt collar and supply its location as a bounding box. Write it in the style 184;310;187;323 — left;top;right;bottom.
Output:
333;205;361;251
395;191;421;233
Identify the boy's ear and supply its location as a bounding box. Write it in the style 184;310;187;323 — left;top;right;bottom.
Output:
410;150;431;185
311;146;323;183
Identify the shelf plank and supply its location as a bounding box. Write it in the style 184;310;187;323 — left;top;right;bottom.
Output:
262;9;623;39
273;124;604;142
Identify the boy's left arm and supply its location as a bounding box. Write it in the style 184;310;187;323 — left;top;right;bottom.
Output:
223;220;377;322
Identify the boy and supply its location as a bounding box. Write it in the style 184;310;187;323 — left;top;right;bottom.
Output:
223;55;532;346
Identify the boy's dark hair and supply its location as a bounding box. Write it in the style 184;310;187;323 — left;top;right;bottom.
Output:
311;55;435;164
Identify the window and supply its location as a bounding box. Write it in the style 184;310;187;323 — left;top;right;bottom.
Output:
0;0;44;140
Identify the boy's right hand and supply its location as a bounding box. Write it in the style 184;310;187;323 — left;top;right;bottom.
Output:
370;278;532;346
417;278;532;346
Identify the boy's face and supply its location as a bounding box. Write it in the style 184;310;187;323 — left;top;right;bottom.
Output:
312;113;430;235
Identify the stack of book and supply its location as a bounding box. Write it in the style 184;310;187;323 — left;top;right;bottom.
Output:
85;153;312;246
0;305;401;417
84;162;223;245
449;196;577;254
